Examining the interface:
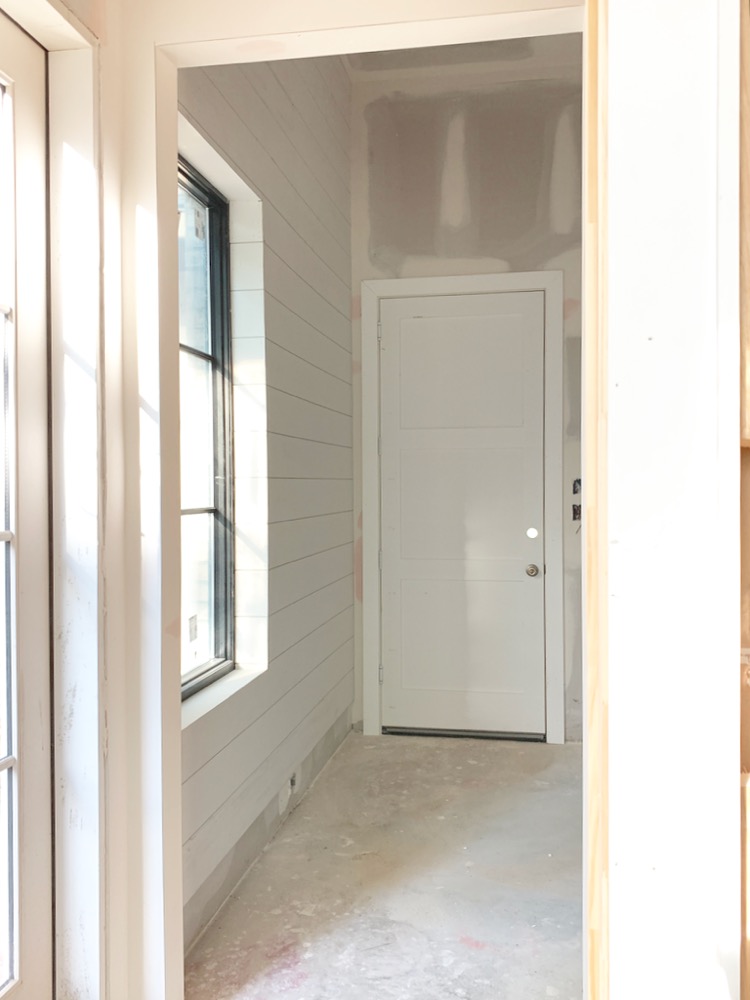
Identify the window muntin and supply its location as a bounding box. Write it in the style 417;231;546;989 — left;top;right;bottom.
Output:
178;159;234;697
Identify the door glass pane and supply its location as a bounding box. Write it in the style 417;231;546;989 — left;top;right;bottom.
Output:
179;350;214;510
181;513;214;676
0;84;12;988
0;318;8;758
0;85;11;323
0;542;8;761
178;185;211;354
0;768;12;988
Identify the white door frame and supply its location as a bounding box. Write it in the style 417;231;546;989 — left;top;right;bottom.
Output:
361;271;565;744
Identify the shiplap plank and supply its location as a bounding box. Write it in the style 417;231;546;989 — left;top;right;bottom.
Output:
182;608;353;781
310;59;351;138
239;63;351;211
265;342;352;416
268;478;352;523
183;671;354;898
267;433;352;481
318;57;352;122
265;249;350;349
234;615;267;666
233;338;266;387
234;476;268;521
292;60;350;159
270;512;353;568
264;205;350;316
246;61;350;196
231;290;264;339
308;62;350;148
234;430;268;480
269;575;352;660
271;60;350;181
267;388;352;447
264;295;351;383
203;65;351;252
183;640;353;841
179;75;349;271
263;199;349;284
229;201;263;243
230;242;263;291
236;570;268;617
270;544;353;614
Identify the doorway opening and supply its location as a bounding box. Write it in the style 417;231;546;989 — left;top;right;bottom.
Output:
176;30;584;997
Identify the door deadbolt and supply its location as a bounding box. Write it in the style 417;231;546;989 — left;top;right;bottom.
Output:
526;564;540;578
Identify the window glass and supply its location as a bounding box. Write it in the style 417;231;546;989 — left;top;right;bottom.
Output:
0;81;13;988
0;308;10;986
179;351;214;511
177;185;211;355
178;159;234;696
181;512;215;675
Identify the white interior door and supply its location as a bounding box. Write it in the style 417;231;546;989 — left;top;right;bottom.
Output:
380;291;546;736
0;11;52;997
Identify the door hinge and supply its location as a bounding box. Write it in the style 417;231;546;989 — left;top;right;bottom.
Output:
378;664;384;684
377;321;382;342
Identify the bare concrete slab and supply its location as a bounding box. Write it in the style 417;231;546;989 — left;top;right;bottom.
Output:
185;732;582;1000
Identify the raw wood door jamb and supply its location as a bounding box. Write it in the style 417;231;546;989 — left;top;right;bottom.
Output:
740;0;750;994
584;1;609;997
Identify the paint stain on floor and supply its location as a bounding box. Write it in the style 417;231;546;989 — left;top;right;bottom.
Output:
185;734;582;1000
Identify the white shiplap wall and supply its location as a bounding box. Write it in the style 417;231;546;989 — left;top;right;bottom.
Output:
178;57;353;929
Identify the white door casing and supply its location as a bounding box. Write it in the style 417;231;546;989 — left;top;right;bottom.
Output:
380;291;546;735
361;273;564;743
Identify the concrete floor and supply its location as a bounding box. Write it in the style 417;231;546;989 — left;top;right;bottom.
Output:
185;732;582;1000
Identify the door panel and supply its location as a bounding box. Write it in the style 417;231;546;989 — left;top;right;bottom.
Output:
380;291;546;735
400;448;528;559
0;10;52;997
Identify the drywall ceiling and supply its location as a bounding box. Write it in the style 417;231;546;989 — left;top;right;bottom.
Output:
345;33;581;81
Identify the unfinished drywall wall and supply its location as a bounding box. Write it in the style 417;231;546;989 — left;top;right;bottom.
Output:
351;35;583;739
178;56;354;947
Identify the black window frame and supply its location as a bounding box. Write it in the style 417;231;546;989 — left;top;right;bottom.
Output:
178;157;235;700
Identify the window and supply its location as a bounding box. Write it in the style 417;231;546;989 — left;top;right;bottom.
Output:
178;158;234;697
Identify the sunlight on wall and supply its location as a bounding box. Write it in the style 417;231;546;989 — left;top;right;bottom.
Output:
61;143;98;557
230;197;268;673
136;200;161;537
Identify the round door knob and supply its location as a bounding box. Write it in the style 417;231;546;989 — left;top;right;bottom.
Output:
526;564;540;578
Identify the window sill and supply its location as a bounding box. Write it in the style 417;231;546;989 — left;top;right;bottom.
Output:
181;663;266;733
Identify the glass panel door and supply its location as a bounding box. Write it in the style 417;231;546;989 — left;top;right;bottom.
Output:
0;11;52;997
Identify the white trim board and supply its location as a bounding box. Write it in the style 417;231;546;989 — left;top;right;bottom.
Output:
361;272;565;744
162;8;584;69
